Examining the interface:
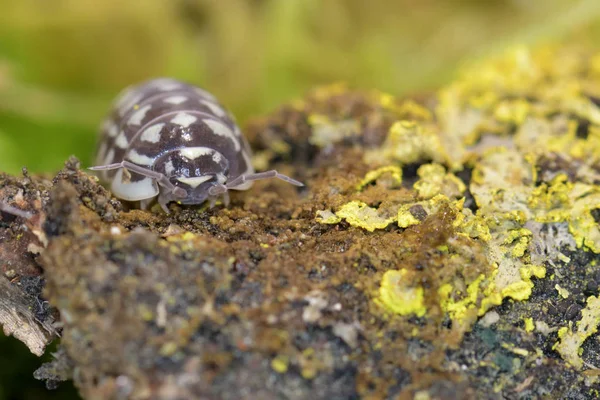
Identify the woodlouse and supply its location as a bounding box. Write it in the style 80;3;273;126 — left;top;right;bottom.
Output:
90;78;303;212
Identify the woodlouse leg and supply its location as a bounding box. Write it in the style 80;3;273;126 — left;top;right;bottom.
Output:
158;197;171;214
222;191;230;207
90;161;164;182
226;170;304;189
90;162;187;198
139;198;153;210
88;163;123;171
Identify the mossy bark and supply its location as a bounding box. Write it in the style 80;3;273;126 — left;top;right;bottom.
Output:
3;45;600;399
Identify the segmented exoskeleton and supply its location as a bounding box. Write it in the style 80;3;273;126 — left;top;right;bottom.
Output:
91;78;302;212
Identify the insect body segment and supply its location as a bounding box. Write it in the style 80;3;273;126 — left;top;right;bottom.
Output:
92;78;302;212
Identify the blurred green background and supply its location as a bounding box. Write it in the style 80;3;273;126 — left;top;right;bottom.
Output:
2;0;600;398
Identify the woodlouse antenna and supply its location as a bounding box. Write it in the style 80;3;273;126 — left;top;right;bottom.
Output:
226;170;304;189
209;170;303;197
89;162;186;198
0;203;33;219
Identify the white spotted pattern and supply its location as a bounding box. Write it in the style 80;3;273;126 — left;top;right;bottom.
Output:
115;132;129;149
176;176;213;188
102;120;119;137
164;160;175;175
194;87;217;101
179;147;214;160
200;100;226;118
203;119;240;151
114;87;135;110
127;149;155;166
128;104;152;125
140;123;164;143
171;112;198;128
118;92;144;117
164;96;188;105
109;124;119;138
152;79;182;91
94;79;298;208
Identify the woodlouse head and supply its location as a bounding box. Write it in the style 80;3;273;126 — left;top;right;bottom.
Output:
155;147;230;206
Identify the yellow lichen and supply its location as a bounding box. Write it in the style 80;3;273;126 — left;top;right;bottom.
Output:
456;209;491;242
528;175;600;253
315;210;342;224
413;163;466;200
165;231;197;242
524;317;535;332
501;280;534;301
369;120;450;167
298;348;321;380
555;296;600;370
138;304;154;322
309;82;348;100
515;118;600;162
436;44;600;169
568;185;600;252
502;228;532;258
317;187;545;328
308;114;361;148
521;265;546;280
322;190;544;326
301;366;317;380
159;342;178;357
271;355;289;374
494;98;530;125
356;166;403;191
377;94;433;121
397;195;462;228
481;212;540;300
414;391;431;400
378;269;427;317
396;209;421;228
470;148;535;215
555;284;570;299
438;274;486;325
528;174;572;216
313;45;600;340
501;342;530;357
335;201;397;232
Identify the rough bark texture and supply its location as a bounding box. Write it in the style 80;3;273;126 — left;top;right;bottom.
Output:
3;45;600;399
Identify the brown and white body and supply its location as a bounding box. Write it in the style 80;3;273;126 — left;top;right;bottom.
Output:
91;78;302;212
